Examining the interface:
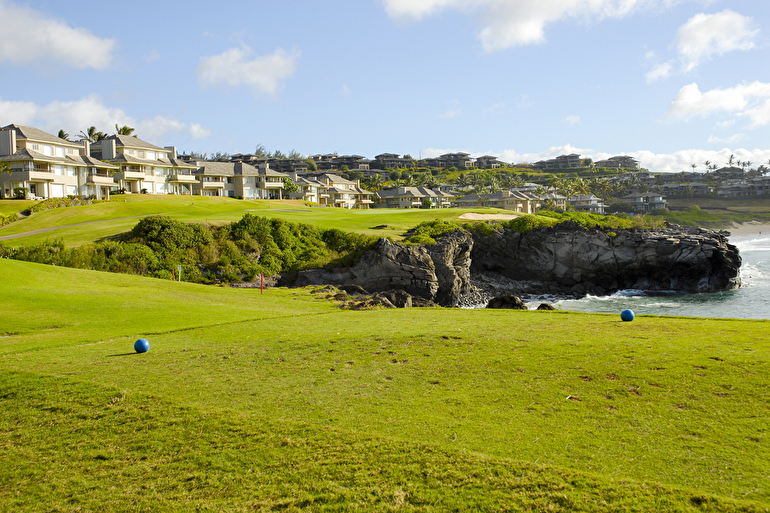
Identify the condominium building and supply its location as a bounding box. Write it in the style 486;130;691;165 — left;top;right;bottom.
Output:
90;135;199;195
0;124;118;200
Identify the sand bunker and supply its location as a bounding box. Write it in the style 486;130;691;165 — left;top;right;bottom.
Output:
459;213;521;220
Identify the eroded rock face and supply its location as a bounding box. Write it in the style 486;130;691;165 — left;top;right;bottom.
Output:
283;222;742;306
471;221;741;296
286;229;475;306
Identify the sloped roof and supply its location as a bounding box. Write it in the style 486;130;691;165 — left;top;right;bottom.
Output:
2;124;82;148
103;134;167;151
196;161;235;176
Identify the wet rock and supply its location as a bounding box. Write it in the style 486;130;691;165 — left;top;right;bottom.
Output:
486;295;528;310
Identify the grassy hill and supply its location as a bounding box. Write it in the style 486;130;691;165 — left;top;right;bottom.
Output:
2;259;769;511
0;196;515;247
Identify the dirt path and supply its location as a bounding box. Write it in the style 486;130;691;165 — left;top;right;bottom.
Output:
0;216;144;241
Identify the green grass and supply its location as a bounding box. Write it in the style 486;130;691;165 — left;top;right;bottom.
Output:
0;199;37;215
0;195;511;247
1;259;769;511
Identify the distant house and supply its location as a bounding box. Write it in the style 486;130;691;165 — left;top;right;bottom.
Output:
374;153;413;169
475;155;504;169
713;166;744;181
539;192;568;210
375;187;454;209
622;192;667;212
454;190;540;213
568;194;606;214
532;153;581;170
315;173;373;208
661;183;710;196
594;155;640;169
0;124;118;200
422;152;475;169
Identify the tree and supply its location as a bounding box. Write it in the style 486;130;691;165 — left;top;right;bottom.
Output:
363;174;384;192
57;129;70;141
0;162;10;175
703;160;711;170
115;124;135;136
254;144;269;158
691;163;697;172
281;177;299;193
306;159;317;172
727;154;736;168
80;126;99;142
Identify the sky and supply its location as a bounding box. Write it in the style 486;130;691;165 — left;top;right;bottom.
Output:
0;0;768;173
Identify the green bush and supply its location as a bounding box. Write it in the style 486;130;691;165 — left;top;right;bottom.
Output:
503;215;560;234
406;219;462;244
0;213;19;226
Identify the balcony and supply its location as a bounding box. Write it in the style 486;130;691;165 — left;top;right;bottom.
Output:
86;173;115;185
201;180;225;189
169;173;198;183
12;168;55;181
123;170;146;180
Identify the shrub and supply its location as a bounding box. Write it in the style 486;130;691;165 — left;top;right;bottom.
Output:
13;187;28;199
406;219;462;245
0;213;19;226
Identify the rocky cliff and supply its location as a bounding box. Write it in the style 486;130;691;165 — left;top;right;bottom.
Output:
284;222;742;306
471;221;741;297
286;229;475;306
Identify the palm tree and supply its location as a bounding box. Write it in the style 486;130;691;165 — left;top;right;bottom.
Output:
57;129;69;141
363;174;383;192
690;163;697;172
80;126;98;142
727;154;736;168
115;124;135;136
703;160;711;170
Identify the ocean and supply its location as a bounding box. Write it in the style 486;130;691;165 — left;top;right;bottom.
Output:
551;232;770;319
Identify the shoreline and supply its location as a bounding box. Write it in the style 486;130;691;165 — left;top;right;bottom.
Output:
727;222;770;236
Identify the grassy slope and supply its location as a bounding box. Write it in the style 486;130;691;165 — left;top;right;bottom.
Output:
1;259;768;511
0;196;512;247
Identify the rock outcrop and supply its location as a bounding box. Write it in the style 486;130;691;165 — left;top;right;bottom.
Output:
471;222;741;297
283;222;742;306
285;229;475;306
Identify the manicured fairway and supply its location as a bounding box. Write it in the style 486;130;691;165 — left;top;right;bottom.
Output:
1;259;769;511
0;196;511;247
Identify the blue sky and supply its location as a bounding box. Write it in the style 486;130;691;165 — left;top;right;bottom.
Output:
1;0;768;172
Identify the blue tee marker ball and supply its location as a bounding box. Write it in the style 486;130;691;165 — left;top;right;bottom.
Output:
620;309;635;322
134;338;150;353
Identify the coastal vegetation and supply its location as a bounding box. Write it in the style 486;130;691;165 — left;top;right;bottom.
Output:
1;214;378;284
2;258;769;510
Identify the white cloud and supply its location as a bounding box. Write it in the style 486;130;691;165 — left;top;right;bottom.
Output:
339;84;352;96
715;119;735;129
0;0;115;70
484;102;505;114
564;115;580;125
615;148;770;172
707;133;745;145
497;144;591;165
675;10;758;73
439;109;461;119
383;0;666;51
0;95;210;142
645;62;672;84
146;49;162;64
667;82;770;127
197;45;299;95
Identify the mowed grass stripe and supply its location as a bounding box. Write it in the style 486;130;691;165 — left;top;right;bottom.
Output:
2;260;769;507
1;370;764;512
0;195;513;246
